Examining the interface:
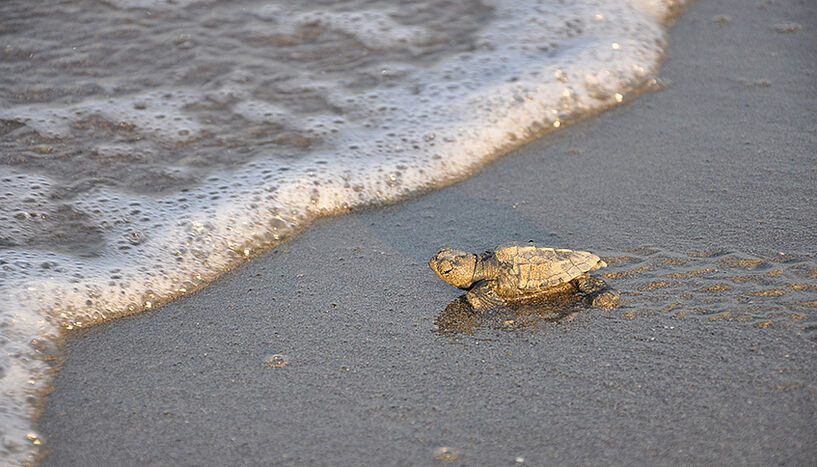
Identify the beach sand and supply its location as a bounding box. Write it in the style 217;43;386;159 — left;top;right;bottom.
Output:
38;0;816;464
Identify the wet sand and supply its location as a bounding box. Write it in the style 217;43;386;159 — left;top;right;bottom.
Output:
38;0;816;465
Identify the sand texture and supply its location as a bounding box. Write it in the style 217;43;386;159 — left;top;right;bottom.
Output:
38;0;816;465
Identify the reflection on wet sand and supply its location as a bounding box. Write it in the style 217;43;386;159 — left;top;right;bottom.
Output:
434;291;586;336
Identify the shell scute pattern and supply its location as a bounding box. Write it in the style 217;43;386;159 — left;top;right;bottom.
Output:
495;243;603;290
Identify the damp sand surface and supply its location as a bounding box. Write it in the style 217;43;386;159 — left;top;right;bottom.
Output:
38;0;817;464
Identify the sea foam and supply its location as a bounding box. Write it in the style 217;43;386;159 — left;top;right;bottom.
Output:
0;0;687;463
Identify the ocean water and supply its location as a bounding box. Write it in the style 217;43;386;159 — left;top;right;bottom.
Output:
0;0;699;463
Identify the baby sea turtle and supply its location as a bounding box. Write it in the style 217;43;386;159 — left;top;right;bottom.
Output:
429;243;619;311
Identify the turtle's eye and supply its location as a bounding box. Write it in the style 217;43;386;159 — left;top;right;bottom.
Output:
439;261;453;275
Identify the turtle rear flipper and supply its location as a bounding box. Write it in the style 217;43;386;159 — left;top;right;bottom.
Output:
466;280;509;315
574;274;620;309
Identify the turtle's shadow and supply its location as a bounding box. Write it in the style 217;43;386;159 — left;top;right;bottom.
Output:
433;292;586;337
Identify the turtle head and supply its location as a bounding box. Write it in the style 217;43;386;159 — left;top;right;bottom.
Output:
429;248;477;289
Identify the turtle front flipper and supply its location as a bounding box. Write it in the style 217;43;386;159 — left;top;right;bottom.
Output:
466;280;508;315
574;273;620;309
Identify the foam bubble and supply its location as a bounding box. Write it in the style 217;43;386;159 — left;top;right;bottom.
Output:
434;446;459;461
252;6;432;50
0;90;204;143
264;354;290;368
101;0;206;10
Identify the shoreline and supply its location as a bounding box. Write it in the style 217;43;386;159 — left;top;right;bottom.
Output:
37;0;817;465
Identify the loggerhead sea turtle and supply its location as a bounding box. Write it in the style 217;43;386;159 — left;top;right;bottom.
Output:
429;243;619;311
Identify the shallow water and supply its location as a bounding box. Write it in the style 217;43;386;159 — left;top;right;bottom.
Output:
0;0;694;463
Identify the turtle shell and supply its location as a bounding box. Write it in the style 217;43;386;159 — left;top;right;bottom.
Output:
494;243;605;290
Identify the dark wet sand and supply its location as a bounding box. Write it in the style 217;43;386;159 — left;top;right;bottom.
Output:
39;0;817;465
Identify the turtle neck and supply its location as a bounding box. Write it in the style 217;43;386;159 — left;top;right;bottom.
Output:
473;252;499;282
